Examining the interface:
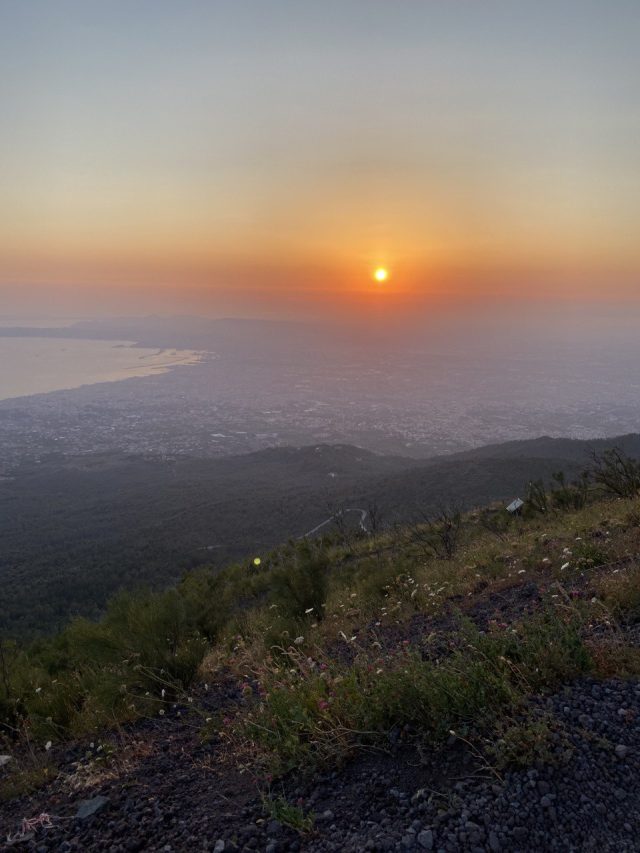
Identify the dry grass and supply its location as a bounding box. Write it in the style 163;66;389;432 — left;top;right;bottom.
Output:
62;737;154;792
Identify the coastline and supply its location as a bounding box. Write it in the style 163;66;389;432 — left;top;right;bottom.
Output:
0;337;202;403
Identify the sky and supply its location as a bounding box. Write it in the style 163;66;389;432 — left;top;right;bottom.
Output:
0;0;639;321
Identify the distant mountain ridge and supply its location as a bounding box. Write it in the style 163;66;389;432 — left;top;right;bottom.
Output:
0;315;321;353
440;432;640;463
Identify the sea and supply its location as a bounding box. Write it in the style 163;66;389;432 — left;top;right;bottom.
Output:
0;337;201;402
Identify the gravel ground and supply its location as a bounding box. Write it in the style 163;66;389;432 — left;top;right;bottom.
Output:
2;676;639;852
299;677;640;852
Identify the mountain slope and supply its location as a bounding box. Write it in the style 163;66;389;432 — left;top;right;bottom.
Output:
2;480;640;851
1;433;638;637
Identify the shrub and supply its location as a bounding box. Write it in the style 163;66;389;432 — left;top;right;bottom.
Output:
269;542;328;624
590;448;640;498
478;507;513;540
526;480;549;514
401;507;463;561
550;471;590;511
0;586;210;741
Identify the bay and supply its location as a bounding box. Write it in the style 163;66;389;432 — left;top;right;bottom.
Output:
0;337;200;401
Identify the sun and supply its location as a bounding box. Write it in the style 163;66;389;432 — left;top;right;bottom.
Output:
373;267;388;283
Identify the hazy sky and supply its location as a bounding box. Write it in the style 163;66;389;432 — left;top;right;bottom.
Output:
1;1;639;319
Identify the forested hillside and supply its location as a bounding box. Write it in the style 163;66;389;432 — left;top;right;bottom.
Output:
1;434;639;637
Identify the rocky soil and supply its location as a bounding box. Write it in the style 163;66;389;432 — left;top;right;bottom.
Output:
1;673;638;852
2;552;640;852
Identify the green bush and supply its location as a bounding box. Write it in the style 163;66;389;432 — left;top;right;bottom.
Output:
590;448;640;498
1;586;211;741
239;611;590;773
550;471;590;511
269;542;329;624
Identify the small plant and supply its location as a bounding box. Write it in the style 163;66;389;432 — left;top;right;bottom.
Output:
624;505;640;528
573;541;608;569
262;792;315;832
499;610;591;692
587;636;640;678
593;565;640;624
526;480;549;514
0;735;57;802
486;713;572;771
432;506;463;559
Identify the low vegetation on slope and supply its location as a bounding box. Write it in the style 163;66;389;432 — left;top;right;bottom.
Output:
1;448;640;805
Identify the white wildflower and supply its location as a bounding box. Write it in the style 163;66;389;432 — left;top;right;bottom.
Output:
294;636;304;645
45;741;52;751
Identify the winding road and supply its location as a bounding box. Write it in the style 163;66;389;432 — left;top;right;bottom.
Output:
301;507;369;539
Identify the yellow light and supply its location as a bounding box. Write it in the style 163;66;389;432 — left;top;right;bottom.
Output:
253;557;261;567
373;267;388;283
